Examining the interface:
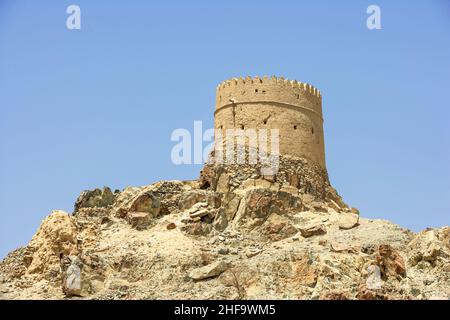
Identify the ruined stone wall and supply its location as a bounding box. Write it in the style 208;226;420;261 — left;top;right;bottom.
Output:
215;76;326;169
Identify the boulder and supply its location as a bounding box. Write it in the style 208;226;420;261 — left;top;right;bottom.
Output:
338;212;359;230
331;241;359;254
62;256;83;297
126;212;151;229
189;261;231;281
178;190;222;210
115;189;161;219
376;244;406;278
407;227;450;266
261;216;298;241
366;265;382;290
188;202;208;213
74;187;115;211
218;248;229;255
299;224;327;238
233;188;303;231
129;192;160;217
114;181;185;218
190;208;210;219
166;223;176;230
151;181;185;215
246;248;262;258
181;222;213;236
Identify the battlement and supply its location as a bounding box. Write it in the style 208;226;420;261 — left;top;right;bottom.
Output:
215;76;322;118
217;76;321;98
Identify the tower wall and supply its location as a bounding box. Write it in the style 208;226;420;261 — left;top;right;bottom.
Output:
214;76;326;169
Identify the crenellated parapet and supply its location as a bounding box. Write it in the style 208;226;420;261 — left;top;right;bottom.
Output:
216;76;322;119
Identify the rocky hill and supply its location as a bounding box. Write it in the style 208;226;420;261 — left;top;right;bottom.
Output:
0;157;449;300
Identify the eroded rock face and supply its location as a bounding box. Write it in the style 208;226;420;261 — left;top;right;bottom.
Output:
26;210;79;279
0;159;448;300
62;256;82;297
114;181;189;220
375;244;406;279
75;187;115;212
407;227;450;266
233;188;303;232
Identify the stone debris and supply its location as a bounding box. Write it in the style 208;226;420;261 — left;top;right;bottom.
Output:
62;256;82;297
330;241;359;254
357;285;388;300
190;208;209;219
126;212;151;229
366;265;382;290
166;223;176;230
246;249;262;258
338;212;360;230
188;202;208;214
299;224;327;238
188;261;231;281
217;248;229;255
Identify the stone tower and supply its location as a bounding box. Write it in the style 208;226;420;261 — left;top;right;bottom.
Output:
214;76;326;169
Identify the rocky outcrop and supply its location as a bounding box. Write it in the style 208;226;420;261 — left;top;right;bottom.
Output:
26;210;79;279
0;159;448;300
75;187;116;211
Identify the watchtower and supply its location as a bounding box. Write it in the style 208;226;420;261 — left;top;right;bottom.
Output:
215;76;326;169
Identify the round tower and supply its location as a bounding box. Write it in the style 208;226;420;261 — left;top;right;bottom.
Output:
214;76;326;169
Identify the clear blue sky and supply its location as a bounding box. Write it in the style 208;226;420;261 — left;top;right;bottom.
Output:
1;0;449;258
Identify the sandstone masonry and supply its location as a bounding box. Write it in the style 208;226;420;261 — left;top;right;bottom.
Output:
215;76;326;169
